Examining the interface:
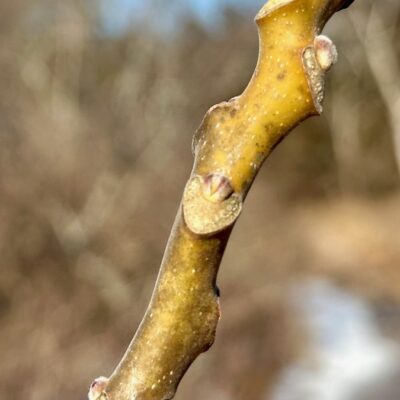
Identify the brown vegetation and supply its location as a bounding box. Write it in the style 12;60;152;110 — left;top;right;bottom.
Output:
0;1;399;399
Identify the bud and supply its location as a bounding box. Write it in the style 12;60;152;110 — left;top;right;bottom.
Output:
88;377;109;400
202;174;234;203
314;35;338;71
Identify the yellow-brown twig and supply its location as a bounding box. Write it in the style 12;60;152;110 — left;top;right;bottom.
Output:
88;1;354;399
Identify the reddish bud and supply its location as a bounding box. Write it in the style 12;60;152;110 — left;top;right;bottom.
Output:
202;174;234;203
88;377;109;400
314;35;338;71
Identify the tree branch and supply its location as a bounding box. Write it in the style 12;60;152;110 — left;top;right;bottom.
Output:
88;1;355;399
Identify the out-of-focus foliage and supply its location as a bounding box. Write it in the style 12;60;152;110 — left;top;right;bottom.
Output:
0;1;399;399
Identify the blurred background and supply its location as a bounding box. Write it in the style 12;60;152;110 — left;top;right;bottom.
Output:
1;0;399;399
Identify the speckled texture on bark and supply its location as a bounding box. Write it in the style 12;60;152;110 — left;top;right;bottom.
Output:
88;1;355;399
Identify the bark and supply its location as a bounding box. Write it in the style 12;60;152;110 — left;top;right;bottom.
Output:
88;1;355;399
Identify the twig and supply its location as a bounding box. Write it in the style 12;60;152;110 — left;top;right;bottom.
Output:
349;3;400;177
88;1;355;399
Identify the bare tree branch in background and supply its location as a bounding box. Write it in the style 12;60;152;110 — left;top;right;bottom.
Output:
349;3;400;177
330;74;362;191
